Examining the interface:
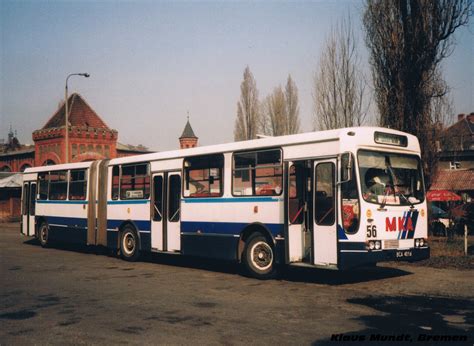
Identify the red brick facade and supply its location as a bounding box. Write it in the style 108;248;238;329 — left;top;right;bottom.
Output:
32;93;119;165
179;119;198;149
0;93;149;173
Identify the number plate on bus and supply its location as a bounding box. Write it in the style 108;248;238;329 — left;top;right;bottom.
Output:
396;250;412;258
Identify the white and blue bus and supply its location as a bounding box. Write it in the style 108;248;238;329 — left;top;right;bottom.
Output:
21;127;429;279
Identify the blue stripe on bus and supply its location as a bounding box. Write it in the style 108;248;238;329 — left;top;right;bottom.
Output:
46;216;88;228
106;219;151;231
43;216;151;232
181;221;283;236
338;242;366;250
107;200;150;205
337;225;348;240
37;200;87;205
182;197;280;204
38;200;150;205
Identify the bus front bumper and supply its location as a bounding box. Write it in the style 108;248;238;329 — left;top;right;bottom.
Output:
339;247;430;270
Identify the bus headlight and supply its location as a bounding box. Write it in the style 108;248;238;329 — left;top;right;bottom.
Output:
414;238;427;248
367;240;381;251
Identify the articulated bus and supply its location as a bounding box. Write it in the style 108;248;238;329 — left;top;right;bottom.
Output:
21;127;429;279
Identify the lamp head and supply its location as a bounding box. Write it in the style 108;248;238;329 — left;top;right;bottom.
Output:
81;73;90;78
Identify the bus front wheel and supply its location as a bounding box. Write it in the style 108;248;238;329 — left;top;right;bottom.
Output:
242;233;277;279
120;226;140;262
38;222;50;248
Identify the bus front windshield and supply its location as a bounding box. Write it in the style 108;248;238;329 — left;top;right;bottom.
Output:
358;150;424;206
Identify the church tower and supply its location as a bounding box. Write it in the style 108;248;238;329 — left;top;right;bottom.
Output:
179;116;198;149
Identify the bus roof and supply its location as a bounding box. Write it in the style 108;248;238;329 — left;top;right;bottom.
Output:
24;126;420;172
109;126;419;166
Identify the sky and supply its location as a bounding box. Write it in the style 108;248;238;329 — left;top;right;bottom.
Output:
1;0;473;151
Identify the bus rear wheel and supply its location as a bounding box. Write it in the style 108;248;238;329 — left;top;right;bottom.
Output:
38;222;50;248
242;233;277;279
120;226;140;262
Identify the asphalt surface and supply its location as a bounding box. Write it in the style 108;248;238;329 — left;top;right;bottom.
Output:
1;223;473;345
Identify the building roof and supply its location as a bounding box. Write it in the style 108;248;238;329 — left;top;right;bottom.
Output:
180;119;197;139
0;146;35;158
116;142;152;153
430;169;474;191
0;173;22;188
42;93;110;130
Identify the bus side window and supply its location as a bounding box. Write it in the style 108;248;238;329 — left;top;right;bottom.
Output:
112;166;120;200
38;172;49;200
69;169;87;200
233;149;282;196
49;170;68;200
341;154;360;234
183;154;223;198
120;164;150;200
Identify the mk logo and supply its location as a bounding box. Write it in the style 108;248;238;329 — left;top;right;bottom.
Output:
385;210;419;239
386;216;413;232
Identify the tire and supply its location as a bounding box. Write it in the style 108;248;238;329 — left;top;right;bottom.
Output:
120;225;140;261
242;233;277;279
38;222;50;248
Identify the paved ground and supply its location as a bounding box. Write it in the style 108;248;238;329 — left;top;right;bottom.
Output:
1;223;473;345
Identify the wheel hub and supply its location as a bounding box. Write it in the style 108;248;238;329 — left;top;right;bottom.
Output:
251;242;272;269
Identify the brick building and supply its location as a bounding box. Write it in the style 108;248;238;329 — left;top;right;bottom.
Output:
0;93;150;173
0;93;198;221
0;93;150;221
179;117;198;149
430;112;474;202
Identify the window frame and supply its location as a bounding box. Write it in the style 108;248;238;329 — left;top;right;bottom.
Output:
168;174;181;222
48;170;69;201
118;163;151;200
357;149;425;206
231;147;283;197
37;172;49;200
68;169;88;201
340;153;360;234
314;162;336;226
182;153;225;198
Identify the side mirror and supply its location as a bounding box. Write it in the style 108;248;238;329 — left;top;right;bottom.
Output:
339;153;353;184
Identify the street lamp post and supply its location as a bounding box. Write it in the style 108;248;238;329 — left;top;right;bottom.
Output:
65;73;90;163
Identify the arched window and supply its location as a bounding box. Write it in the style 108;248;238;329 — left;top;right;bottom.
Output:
42;159;56;166
20;164;32;172
0;165;12;172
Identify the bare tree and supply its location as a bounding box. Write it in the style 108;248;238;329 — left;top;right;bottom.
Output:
285;75;301;134
264;86;287;136
261;75;301;137
313;15;367;130
234;66;260;141
363;0;470;180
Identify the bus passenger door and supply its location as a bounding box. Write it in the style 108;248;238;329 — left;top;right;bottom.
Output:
287;161;312;263
151;172;181;252
151;174;165;250
313;159;337;266
166;173;181;252
21;182;36;236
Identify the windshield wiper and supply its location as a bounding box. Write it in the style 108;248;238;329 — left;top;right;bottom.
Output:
395;188;415;208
